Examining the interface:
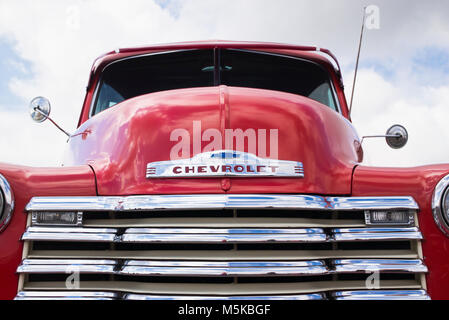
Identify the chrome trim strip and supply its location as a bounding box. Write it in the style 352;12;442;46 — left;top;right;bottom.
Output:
22;232;117;242
121;260;328;277
25;194;419;212
124;293;325;300
15;291;119;300
332;290;430;300
333;259;428;273
121;227;326;243
226;195;327;210
17;259;328;277
21;226;423;243
333;227;420;233
0;173;14;232
432;173;449;237
22;227;118;242
17;264;116;274
120;266;327;277
25;226;117;233
16;289;430;300
18;258;427;277
21;259;117;265
327;197;418;210
124;227;324;234
124;260;324;267
15;291;325;300
332;227;423;241
17;259;118;274
121;231;327;244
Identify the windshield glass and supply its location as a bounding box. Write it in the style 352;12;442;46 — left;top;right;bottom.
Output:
92;49;338;115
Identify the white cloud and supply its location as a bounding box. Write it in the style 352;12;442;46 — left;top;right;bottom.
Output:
0;108;67;166
0;0;448;167
350;68;449;166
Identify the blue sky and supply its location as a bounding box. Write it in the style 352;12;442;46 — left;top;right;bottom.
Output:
351;46;449;84
413;47;449;71
0;39;32;109
154;0;181;17
411;47;449;85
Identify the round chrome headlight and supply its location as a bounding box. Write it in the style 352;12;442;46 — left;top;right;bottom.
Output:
0;173;14;232
0;184;3;213
432;173;449;236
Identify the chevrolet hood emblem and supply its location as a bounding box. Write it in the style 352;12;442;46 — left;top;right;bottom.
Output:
146;150;304;178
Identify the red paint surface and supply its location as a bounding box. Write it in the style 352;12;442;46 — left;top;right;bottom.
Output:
0;163;97;299
352;165;449;300
65;86;360;196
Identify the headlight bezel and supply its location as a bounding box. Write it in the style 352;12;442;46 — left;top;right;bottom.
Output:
432;173;449;237
0;173;14;232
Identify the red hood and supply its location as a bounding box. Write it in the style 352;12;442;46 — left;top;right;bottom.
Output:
65;86;361;195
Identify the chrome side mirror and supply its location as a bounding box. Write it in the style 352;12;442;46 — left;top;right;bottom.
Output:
361;124;409;150
29;96;51;123
385;124;408;149
27;96;71;137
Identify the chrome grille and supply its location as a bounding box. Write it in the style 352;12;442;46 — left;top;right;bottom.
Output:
17;194;429;300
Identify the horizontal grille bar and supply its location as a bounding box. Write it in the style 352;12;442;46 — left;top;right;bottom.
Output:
25;194;419;212
123;232;326;244
123;260;322;267
22;226;118;242
15;291;119;300
124;227;323;234
332;290;430;300
121;262;327;277
22;226;423;243
15;291;324;300
17;258;427;277
333;227;422;241
17;259;118;274
20;279;423;296
15;290;429;300
124;293;324;300
333;259;428;273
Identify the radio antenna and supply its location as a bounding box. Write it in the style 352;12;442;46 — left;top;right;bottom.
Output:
349;7;367;116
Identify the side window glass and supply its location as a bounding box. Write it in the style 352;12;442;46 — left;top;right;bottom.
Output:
96;82;125;114
308;83;336;110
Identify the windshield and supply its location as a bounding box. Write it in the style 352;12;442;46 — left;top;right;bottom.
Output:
92;49;338;115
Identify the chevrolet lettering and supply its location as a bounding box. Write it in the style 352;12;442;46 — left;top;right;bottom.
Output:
146;150;305;178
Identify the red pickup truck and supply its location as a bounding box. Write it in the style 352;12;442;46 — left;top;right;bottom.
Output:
1;40;448;300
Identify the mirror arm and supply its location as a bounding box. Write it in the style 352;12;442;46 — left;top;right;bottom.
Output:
361;134;401;144
34;107;71;138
